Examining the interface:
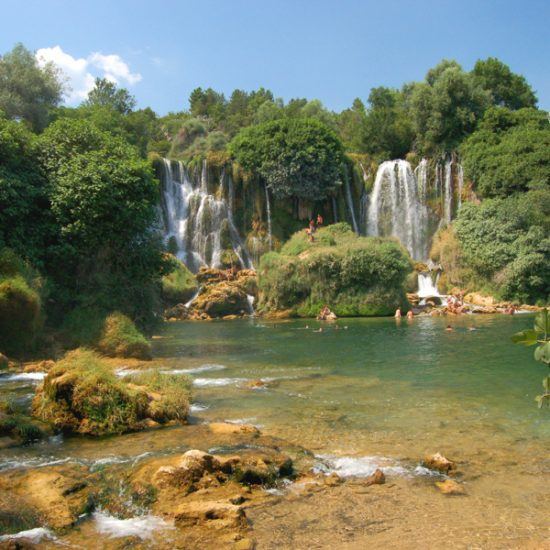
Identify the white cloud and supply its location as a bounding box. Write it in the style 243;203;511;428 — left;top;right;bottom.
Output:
36;46;142;105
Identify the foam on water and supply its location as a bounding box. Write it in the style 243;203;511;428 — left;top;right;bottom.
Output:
0;372;46;382
0;527;55;543
94;511;173;539
0;456;71;472
165;364;226;375
193;377;247;387
315;455;409;478
190;403;209;412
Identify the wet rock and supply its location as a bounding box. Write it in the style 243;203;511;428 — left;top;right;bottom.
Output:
0;465;95;531
164;303;189;320
365;468;385;486
174;500;246;530
194;282;248;318
243;379;267;390
435;479;465;495
209;422;260;436
23;360;55;373
323;473;342;487
423;453;456;474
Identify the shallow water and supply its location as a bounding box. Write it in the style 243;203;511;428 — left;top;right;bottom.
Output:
1;315;549;546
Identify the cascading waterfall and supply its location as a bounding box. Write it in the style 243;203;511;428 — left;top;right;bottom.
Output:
366;160;428;260
417;272;447;306
160;159;250;272
264;183;273;251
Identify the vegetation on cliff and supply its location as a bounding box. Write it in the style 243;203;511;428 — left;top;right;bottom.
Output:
258;223;412;317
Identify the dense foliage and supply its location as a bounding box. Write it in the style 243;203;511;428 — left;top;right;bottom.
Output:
460;107;550;197
258;223;412;316
431;191;550;304
230;118;344;199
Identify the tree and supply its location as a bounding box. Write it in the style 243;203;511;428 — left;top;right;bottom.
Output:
460;107;550;197
230;118;345;200
39;118;166;323
512;309;550;407
472;57;537;110
0;43;63;131
84;77;136;114
0;112;52;265
362;87;414;159
188;87;226;120
409;60;491;154
337;98;367;153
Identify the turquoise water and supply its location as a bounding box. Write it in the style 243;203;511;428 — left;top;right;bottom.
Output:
153;314;548;458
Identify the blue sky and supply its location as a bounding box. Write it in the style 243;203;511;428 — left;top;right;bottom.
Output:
2;0;549;113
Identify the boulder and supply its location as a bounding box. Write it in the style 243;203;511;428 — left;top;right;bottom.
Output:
365;468;385;486
209;422;260;436
423;453;456;474
435;479;465;495
464;292;496;308
194;283;248;318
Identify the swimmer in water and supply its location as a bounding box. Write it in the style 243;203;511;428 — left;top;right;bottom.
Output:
445;325;453;332
314;327;323;333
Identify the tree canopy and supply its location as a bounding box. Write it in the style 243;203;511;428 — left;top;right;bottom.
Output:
229;118;345;199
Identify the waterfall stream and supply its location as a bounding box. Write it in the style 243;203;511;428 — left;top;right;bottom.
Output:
343;175;359;234
264;184;273;251
366;160;428;260
417;272;447;306
160;159;250;272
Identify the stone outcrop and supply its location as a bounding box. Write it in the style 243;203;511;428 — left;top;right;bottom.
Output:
423;453;456;474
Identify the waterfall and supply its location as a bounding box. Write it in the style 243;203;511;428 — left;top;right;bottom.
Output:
160;159;250;272
366;160;428;260
443;159;453;225
457;163;464;210
264;183;273;251
417;272;447;306
343;175;359;234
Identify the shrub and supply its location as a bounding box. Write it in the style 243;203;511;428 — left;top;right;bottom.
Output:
258;223;412;317
98;312;152;360
127;370;191;422
0;276;41;355
161;257;197;306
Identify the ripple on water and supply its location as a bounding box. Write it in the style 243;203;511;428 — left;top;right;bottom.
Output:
165;364;226;375
193;377;247;387
0;372;45;382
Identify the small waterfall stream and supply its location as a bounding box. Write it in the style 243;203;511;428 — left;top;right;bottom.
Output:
343;175;359;234
417;272;447;306
264;183;273;251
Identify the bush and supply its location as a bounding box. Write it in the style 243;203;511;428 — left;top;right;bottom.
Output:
258;223;412;317
98;312;152;360
127;370;191;422
32;349;190;435
0;276;41;355
161;257;197;306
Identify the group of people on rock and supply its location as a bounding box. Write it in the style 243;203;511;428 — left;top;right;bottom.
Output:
447;294;464;315
305;214;324;242
317;304;337;321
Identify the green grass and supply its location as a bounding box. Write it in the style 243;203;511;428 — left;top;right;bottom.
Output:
161;257;198;306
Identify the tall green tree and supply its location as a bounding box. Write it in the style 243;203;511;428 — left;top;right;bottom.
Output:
472;57;537;110
84;77;136;114
0;43;63;131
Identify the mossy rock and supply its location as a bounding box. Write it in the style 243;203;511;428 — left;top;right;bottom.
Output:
194;282;248;317
32;349;191;435
162;256;198;306
98;312;152;360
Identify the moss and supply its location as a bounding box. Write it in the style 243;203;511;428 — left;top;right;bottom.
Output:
62;306;106;347
161;257;198;306
98;312;152;360
258;223;412;317
0;401;46;443
32;349;190;435
127;370;191;422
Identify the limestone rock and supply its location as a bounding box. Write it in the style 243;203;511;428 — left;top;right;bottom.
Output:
435;479;465;495
194;282;248;318
209;422;260;436
423;453;456;474
174;500;246;530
